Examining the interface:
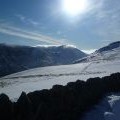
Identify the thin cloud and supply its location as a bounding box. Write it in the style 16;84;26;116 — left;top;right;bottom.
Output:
0;25;63;44
28;20;39;26
88;0;120;44
15;14;39;26
15;14;25;22
82;49;96;54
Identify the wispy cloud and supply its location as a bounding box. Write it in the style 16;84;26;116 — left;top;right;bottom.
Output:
15;14;26;22
28;20;39;26
15;14;39;26
88;0;120;43
0;24;63;44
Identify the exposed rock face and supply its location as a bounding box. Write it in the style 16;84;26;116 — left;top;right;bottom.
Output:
0;94;13;120
0;73;120;120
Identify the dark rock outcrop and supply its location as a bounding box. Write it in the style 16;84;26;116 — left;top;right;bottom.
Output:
0;94;14;120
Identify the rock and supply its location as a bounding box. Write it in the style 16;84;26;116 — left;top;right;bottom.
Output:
0;94;13;120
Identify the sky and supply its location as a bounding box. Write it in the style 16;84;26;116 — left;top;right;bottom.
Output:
0;0;120;52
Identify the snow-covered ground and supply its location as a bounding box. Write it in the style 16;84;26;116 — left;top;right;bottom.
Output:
1;60;120;120
82;93;120;120
0;59;120;100
0;41;120;99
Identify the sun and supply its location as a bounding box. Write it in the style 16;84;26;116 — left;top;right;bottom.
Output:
62;0;88;16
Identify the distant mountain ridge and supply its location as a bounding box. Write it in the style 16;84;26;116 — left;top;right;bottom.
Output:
74;41;120;63
0;44;86;77
96;41;120;53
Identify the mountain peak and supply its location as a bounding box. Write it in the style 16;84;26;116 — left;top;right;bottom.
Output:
0;44;86;77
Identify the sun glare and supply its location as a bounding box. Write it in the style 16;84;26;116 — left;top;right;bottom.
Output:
62;0;89;16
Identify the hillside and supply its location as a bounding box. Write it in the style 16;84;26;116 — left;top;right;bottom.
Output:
0;44;86;77
74;41;120;63
0;41;120;99
0;56;120;99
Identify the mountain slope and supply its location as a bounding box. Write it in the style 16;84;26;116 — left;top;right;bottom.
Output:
74;41;120;63
1;57;120;99
0;44;87;77
96;41;120;53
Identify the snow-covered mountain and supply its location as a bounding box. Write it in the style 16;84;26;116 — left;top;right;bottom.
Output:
0;42;120;120
74;41;120;63
0;41;120;99
0;44;86;77
96;41;120;53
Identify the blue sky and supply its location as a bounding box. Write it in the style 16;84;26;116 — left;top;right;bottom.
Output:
0;0;120;51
